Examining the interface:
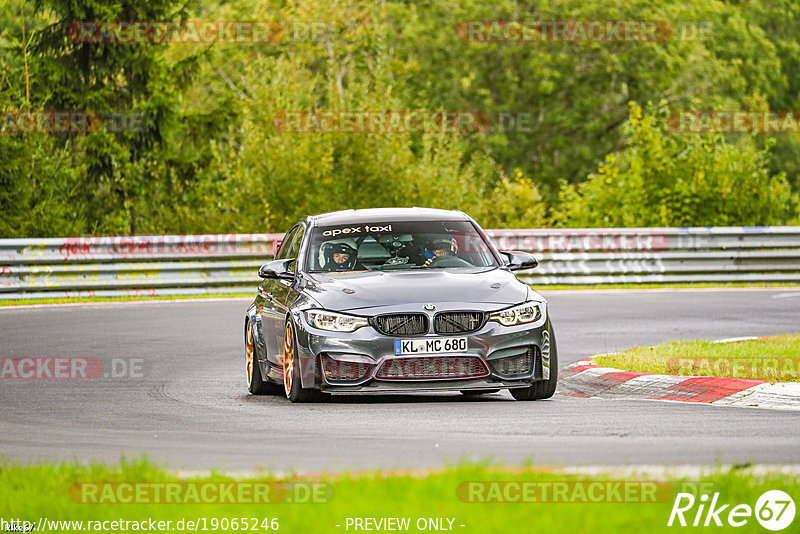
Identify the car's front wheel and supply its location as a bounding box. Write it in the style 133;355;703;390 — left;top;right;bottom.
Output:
283;321;323;403
511;326;558;401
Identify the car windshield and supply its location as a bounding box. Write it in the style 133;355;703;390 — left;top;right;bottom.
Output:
306;220;500;273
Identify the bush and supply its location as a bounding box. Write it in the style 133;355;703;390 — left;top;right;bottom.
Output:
554;102;792;227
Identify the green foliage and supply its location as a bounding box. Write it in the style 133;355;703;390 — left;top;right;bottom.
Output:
387;0;792;194
554;102;791;227
1;0;799;237
477;168;547;229
4;457;800;534
1;0;196;235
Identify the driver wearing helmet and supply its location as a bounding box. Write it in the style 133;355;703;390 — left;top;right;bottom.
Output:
323;242;365;272
423;238;456;266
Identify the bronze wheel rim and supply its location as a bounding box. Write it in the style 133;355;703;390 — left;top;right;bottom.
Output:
245;325;254;388
283;324;294;396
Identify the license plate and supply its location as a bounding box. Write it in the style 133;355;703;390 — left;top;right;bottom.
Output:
393;337;468;355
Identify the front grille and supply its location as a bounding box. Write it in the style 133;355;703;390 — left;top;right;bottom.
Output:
370;313;428;336
434;311;486;334
376;356;489;380
490;346;538;378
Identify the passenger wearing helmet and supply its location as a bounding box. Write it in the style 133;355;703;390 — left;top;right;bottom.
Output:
322;242;365;272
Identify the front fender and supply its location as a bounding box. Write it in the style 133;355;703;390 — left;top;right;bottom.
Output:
290;310;319;389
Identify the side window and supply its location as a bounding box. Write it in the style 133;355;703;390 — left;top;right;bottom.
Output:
275;226;298;260
286;226;305;273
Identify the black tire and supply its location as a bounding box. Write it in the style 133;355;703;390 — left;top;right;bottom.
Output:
511;325;558;401
460;389;500;396
246;320;282;395
283;320;324;403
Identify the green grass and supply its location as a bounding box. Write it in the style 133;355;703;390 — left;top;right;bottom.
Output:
1;458;797;533
593;335;800;382
0;293;252;306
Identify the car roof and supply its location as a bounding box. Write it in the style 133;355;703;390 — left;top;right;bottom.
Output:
306;207;470;226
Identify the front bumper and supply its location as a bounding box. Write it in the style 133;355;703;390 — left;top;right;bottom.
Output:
290;309;552;392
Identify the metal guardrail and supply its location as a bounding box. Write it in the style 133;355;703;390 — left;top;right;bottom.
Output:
0;234;282;300
490;227;800;284
1;227;799;299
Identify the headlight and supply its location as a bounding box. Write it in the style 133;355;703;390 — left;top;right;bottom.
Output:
305;309;368;332
489;301;543;326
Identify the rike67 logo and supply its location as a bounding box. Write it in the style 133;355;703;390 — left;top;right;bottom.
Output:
668;490;795;530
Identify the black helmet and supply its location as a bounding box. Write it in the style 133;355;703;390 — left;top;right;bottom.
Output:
323;242;357;271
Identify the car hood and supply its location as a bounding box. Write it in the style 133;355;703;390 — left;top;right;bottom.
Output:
302;268;531;313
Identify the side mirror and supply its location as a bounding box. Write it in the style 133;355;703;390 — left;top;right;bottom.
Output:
258;259;296;280
500;250;538;272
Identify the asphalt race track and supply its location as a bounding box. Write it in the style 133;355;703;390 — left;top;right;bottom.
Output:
1;288;799;472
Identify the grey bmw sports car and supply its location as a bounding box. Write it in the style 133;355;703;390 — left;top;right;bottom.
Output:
244;207;556;402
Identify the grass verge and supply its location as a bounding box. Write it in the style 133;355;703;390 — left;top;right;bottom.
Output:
1;458;797;533
593;335;800;382
0;294;252;307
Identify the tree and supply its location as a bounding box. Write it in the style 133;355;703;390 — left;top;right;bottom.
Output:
29;0;194;233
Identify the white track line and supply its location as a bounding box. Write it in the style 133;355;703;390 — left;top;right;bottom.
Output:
0;297;251;311
773;291;800;299
540;287;800;295
173;464;800;480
